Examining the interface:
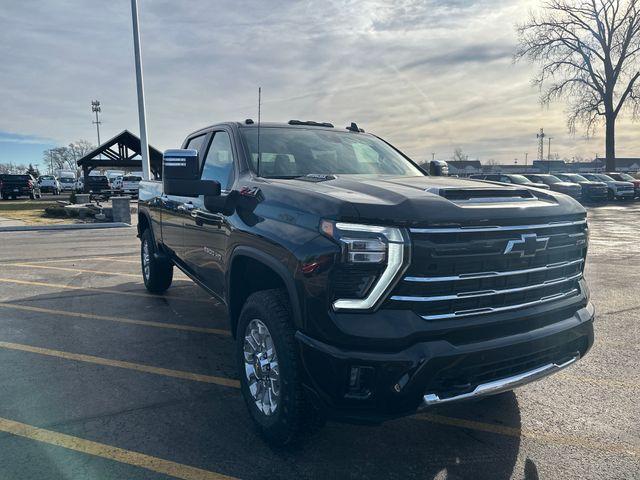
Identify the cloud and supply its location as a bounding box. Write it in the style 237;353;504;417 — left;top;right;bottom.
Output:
1;0;639;164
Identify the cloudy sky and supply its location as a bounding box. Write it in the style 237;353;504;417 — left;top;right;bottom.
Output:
2;0;640;168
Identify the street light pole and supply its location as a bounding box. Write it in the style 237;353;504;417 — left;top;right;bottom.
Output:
130;0;151;181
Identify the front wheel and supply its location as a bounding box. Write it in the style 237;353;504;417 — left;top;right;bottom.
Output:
237;289;324;447
140;229;173;294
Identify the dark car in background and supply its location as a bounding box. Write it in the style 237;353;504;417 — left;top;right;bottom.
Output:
85;175;111;194
470;173;550;189
555;173;608;202
606;172;640;197
581;173;635;200
524;174;582;199
0;174;41;200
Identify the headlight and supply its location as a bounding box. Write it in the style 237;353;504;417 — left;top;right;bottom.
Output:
321;220;409;310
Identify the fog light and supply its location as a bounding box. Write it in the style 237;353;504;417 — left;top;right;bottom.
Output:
346;365;375;400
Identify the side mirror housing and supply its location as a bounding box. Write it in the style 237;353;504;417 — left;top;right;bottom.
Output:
163;149;221;197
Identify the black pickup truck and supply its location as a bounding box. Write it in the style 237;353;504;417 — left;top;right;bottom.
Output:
138;120;594;446
0;174;41;200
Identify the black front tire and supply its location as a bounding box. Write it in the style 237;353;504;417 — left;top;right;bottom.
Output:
236;289;324;447
140;229;173;294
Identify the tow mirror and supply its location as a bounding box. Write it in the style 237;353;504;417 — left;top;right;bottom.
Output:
163;149;221;197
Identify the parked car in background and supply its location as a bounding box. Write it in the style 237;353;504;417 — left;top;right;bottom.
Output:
58;176;76;192
86;175;111;194
470;173;550;189
524;174;582;198
0;174;41;200
37;175;61;195
555;173;608;202
605;172;640;197
110;175;124;191
122;174;142;196
581;173;634;200
75;177;84;193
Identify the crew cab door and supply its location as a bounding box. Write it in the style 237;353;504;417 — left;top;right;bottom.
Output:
182;129;236;296
160;133;209;261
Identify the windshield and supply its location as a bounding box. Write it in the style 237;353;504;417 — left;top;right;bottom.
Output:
595;174;614;181
40;176;54;180
59;177;74;183
508;175;531;184
616;173;634;181
538;175;561;184
240;127;424;178
124;176;141;181
568;174;588;182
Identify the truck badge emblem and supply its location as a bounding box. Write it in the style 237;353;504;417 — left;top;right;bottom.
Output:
504;233;549;257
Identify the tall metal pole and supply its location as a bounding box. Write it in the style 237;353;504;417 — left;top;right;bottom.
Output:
131;0;151;181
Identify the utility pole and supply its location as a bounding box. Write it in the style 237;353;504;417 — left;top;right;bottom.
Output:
431;152;435;161
524;152;528;166
91;100;102;147
547;137;553;173
91;100;102;160
131;0;151;181
536;128;545;163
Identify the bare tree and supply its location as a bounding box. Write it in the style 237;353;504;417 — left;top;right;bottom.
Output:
42;139;95;174
516;0;640;170
452;147;468;161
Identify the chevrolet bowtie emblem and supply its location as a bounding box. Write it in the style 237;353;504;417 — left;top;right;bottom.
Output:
504;233;549;257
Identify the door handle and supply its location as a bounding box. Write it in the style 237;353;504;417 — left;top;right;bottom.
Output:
192;209;223;227
177;202;195;212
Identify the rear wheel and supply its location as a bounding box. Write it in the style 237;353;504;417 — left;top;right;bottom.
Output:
140;228;173;294
237;289;324;446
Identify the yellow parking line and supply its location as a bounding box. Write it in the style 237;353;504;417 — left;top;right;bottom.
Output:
1;341;637;457
0;277;215;304
0;302;230;336
6;263;141;278
9;256;139;265
418;413;640;457
0;416;237;480
0;341;240;388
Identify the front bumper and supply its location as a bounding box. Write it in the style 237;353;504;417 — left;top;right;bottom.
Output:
297;302;594;423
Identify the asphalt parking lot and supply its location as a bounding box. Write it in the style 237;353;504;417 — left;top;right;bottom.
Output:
0;204;638;479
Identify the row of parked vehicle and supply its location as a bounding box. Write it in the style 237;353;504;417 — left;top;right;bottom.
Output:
470;172;640;202
0;172;143;200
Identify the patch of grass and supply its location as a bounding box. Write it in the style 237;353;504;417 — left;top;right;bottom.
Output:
0;200;60;211
0;209;75;225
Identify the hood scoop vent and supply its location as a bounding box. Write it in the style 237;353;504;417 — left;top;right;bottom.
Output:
428;187;537;204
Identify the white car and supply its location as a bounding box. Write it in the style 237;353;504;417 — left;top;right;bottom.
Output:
58;176;76;192
75;178;84;192
38;175;61;195
111;175;124;191
582;173;635;200
121;175;142;196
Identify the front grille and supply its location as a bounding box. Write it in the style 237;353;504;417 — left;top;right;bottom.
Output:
386;220;587;320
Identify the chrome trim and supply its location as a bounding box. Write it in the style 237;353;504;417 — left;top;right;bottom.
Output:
405;258;584;283
391;273;582;303
420;288;580;320
421;355;579;407
410;219;586;234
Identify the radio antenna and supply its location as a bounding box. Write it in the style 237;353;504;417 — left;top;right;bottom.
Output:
257;86;262;177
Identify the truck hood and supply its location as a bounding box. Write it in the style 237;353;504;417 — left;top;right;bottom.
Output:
263;175;585;227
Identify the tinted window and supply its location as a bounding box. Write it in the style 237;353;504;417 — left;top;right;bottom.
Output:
185;134;207;154
201;131;234;189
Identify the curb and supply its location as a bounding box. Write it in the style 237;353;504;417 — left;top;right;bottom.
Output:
0;222;132;232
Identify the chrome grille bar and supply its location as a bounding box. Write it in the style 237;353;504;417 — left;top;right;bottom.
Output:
420;288;580;321
410;219;586;234
405;258;584;283
391;273;582;303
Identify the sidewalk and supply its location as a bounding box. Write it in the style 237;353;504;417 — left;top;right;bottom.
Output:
0;215;25;228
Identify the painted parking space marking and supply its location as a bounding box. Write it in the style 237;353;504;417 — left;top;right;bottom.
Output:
0;416;237;480
0;341;240;388
8;255;140;265
6;263;141;278
0;302;230;336
418;413;640;457
0;277;215;303
1;340;637;457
